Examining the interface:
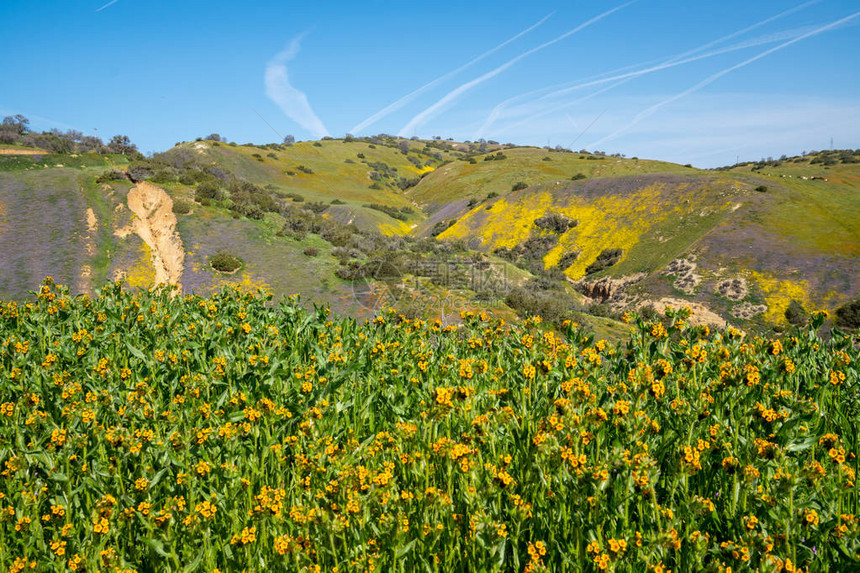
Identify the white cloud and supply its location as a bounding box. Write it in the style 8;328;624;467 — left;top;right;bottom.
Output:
264;34;330;139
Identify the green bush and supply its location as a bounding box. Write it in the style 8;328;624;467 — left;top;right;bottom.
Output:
195;180;223;202
835;298;860;329
534;212;578;234
570;173;587;181
95;169;126;184
303;246;319;257
585;248;622;275
210;252;242;273
511;181;528;192
172;199;192;215
785;300;807;326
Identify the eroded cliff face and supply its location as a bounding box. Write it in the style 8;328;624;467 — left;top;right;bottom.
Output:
125;181;184;287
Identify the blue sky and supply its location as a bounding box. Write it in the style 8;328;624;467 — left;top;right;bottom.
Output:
1;0;858;166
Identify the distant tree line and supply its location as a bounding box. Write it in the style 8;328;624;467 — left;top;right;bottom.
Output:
0;115;141;157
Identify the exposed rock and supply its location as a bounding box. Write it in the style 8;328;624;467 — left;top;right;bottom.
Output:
575;273;646;305
639;298;727;329
663;257;701;295
731;302;768;320
124;181;185;288
715;277;748;301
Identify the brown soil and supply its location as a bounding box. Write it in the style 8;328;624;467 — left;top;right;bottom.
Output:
125;181;185;287
0;149;46;155
639;298;727;329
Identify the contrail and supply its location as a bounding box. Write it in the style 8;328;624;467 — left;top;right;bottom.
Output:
397;1;637;137
349;13;553;135
96;0;120;11
485;27;816;138
265;34;330;139
588;10;860;149
568;109;607;149
474;57;667;139
477;0;822;138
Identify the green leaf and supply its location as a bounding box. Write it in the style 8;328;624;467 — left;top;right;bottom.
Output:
125;341;146;361
396;538;417;558
145;538;171;559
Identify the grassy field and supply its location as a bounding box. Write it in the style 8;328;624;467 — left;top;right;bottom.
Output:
408;148;695;209
0;280;856;572
0;142;857;331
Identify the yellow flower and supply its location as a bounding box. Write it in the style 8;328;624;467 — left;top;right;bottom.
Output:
50;539;67;556
522;363;536;380
93;516;110;534
196;500;217;519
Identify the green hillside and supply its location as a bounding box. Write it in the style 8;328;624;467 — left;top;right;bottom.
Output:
0;138;857;334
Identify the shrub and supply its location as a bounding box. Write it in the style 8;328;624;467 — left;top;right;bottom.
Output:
296;165;314;174
364;203;407;220
556;250;580;270
330;199;346;205
195;180;223;202
785;300;808;326
303;246;319;257
126;161;155;182
755;185;768;192
305;202;329;214
210;252;242;273
505;283;579;323
313;142;322;147
534;212;578;234
96;169;126;183
570;173;587;181
172;199;192;215
430;219;456;237
835;298;860;329
585;248;623;275
511;181;528;192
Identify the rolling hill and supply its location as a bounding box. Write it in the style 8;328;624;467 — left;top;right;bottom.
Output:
0;136;857;334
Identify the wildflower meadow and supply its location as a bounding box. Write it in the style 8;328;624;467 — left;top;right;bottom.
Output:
0;278;857;572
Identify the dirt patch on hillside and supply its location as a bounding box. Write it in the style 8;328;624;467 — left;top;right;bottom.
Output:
122;181;184;287
639;298;727;329
663;258;701;294
575;273;646;305
0;149;45;155
731;302;768;320
715;277;748;301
